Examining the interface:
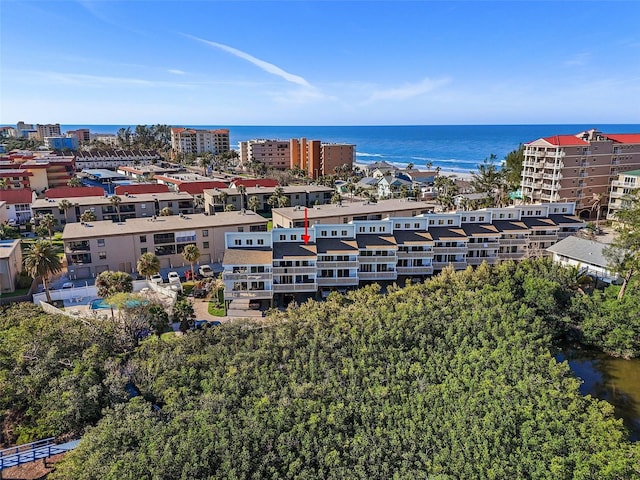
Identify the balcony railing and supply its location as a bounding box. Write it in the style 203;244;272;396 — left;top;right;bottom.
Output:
432;246;468;254
272;266;316;275
316;261;358;269
358;271;398;281
498;252;526;260
499;238;527;246
396;266;434;275
223;272;272;281
317;277;359;286
527;234;558;242
467;257;498;266
397;250;433;258
358;255;398;263
225;289;273;299
432;261;467;270
272;283;318;293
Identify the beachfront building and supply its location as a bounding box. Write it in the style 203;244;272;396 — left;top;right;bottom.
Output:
221;202;584;305
204;185;334;214
0;239;23;294
547;236;620;284
66;128;91;143
289;138;355;179
33;191;196;225
272;199;436;228
36;124;61;141
171;128;230;156
239;139;291;171
606;169;640;221
62;211;268;279
520;129;640;219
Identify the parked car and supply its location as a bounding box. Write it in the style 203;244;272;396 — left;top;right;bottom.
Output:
150;274;164;284
198;265;214;277
167;271;181;284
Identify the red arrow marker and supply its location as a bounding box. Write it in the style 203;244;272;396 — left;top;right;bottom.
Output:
302;207;311;244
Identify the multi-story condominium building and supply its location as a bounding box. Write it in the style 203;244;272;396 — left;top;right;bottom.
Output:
91;133;118;146
0;189;35;224
203;185;335;214
74;149;162;170
66;128;91;143
62;211;269;279
272;199;436;228
606;169;640;220
33;191;197;225
0;169;32;190
2;152;76;191
153;173;227;194
222;202;583;306
117;164;183;182
520;129;640;218
0;239;23;294
36;123;62;141
44;136;79;151
171;128;230;156
290;138;355;179
239;139;290;170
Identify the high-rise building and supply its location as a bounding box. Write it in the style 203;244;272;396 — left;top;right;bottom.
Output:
171;128;230;156
36;123;62;140
238;139;290;170
520;129;640;218
290;138;355;179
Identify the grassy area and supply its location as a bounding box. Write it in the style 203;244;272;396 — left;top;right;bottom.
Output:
208;289;226;316
0;288;31;298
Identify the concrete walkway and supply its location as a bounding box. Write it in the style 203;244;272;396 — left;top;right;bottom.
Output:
190;297;231;323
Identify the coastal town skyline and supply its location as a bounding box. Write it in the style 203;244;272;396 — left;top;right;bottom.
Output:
2;1;639;126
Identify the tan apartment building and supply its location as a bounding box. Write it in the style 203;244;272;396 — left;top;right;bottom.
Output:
606;169;640;221
520;130;640;218
36;123;61;141
0;239;23;294
221;202;584;306
62;211;268;279
290;138;355;179
239;139;290;170
33;191;197;225
204;185;334;214
272;199;436;228
171;128;230;156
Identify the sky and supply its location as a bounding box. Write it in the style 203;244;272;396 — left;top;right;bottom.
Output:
1;0;639;126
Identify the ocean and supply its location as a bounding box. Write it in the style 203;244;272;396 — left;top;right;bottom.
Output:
62;124;640;174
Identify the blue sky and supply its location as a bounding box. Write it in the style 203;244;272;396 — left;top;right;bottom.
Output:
1;1;639;125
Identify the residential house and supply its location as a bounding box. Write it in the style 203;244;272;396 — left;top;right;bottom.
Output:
0;239;23;293
0;189;35;224
547;235;619;284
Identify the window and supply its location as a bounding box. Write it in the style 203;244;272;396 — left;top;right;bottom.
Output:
141;247;147;254
203;241;209;249
235;239;241;245
369;226;375;232
395;223;400;229
99;252;107;260
238;227;244;232
341;230;347;236
321;231;327;237
97;239;105;247
258;239;264;245
141;204;146;209
247;239;253;245
280;235;286;241
331;230;337;236
203;229;209;237
291;235;297;240
140;235;147;243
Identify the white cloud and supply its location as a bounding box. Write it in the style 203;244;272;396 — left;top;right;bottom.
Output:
564;52;590;67
168;69;186;75
182;34;311;88
26;71;191;88
364;77;451;104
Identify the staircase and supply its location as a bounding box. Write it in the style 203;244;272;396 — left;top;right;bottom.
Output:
0;437;79;471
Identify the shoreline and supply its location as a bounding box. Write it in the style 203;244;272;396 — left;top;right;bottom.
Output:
354;161;475;181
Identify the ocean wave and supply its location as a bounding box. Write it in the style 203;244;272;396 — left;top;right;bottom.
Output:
355;152;386;158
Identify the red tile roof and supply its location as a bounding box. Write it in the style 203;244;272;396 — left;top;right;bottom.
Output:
0;188;33;204
0;170;32;177
231;178;279;188
541;135;589;146
178;181;228;195
44;186;105;199
114;184;169;195
601;133;640;144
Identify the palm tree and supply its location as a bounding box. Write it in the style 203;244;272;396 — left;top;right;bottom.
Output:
237;185;247;211
39;214;58;239
219;191;228;212
58;199;72;224
591;193;604;232
23;239;62;304
80;210;96;223
225;204;236;212
182;244;200;281
248;195;260;212
0;178;8;190
95;270;134;318
137;252;161;280
110;195;122;222
67;176;82;188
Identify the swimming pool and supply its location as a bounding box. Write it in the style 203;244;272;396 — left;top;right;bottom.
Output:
90;298;147;310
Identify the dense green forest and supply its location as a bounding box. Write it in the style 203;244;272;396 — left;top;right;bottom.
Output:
1;259;640;479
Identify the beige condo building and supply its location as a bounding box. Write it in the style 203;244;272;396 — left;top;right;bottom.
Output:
171;128;230;156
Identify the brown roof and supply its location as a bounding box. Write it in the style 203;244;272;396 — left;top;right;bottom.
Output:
356;234;397;249
393;230;434;245
428;227;468;241
460;223;501;237
315;238;358;254
521;217;558;230
273;242;317;259
222;248;272;265
492;220;529;232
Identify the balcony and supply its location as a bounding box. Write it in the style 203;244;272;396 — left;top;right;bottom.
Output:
499;252;526;260
527;233;558;242
396;266;434;275
543;162;560;170
272;266;316;275
467;256;498;266
432;246;468;254
542;173;562;181
358;255;398;263
432;261;467;270
317;277;359;286
397;250;433;258
225;289;273;300
66;241;90;252
358;271;398;281
223;272;272;281
272;282;317;293
499;238;527;246
316;261;358;269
